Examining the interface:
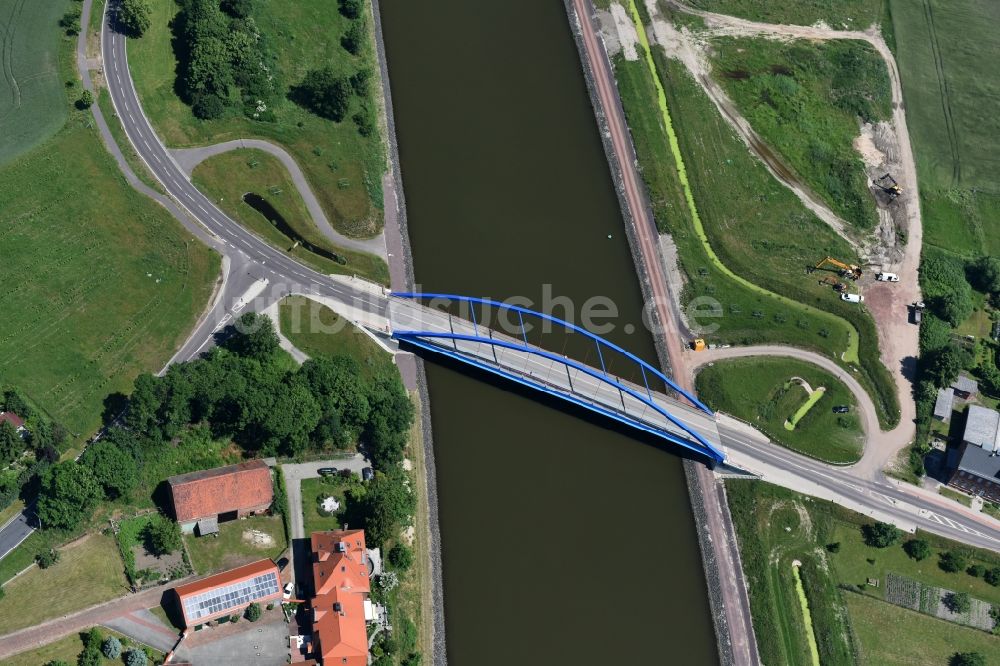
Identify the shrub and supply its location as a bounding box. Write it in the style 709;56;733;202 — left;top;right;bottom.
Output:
246;602;262;622
861;522;900;548
903;539;930;561
944;591;971;614
825;542;841;553
192;93;226;120
119;0;152;37
143;517;182;556
35;548;60;569
295;68;352;121
388;543;413;571
101;636;122;659
339;0;362;19
938;550;968;573
984;566;1000;586
950;651;985;666
76;90;93;110
124;648;148;666
341;20;365;55
967;564;986;578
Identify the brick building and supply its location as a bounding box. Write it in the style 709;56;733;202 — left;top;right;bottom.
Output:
167;460;273;535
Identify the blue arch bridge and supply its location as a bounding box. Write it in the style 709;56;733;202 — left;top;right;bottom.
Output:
386;293;726;467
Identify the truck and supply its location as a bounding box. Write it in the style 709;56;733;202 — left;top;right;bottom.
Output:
876;272;900;282
841;293;864;304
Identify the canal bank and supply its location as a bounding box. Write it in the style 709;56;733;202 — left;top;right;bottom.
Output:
378;0;718;663
564;1;743;663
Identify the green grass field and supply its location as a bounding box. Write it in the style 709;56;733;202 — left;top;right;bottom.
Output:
129;0;385;239
891;0;1000;257
726;481;856;666
184;514;286;575
697;358;863;463
845;592;999;664
0;27;219;441
0;0;69;165
0;533;127;634
191;149;388;284
709;37;891;231
278;296;393;376
685;0;886;28
612;24;899;426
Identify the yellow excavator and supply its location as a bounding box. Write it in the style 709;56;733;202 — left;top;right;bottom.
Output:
873;173;902;200
814;256;862;281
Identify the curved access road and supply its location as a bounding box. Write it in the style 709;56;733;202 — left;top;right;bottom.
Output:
170;138;387;258
663;0;923;481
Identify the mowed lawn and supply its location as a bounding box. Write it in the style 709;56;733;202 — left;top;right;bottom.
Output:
697;357;863;463
301;476;348;535
184;514;286;575
279;296;393;377
0;106;219;437
0;533;127;634
129;0;386;239
0;0;69;165
891;0;1000;256
846;593;1000;665
192;150;388;283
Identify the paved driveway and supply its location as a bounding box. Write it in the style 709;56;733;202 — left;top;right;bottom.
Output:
281;455;367;583
183;614;289;666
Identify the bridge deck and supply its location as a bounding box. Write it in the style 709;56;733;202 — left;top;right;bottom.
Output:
388;298;723;457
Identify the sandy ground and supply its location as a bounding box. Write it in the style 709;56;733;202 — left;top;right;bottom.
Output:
651;0;924;479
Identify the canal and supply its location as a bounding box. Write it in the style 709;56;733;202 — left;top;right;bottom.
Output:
380;0;718;663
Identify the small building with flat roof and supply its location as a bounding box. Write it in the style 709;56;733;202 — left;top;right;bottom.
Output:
962;405;1000;453
172;558;281;627
167;460;273;534
949;441;1000;503
933;387;954;422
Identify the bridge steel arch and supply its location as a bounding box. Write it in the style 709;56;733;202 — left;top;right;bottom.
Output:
389;293;726;465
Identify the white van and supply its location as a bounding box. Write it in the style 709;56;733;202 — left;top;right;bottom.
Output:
876;272;900;282
841;293;864;303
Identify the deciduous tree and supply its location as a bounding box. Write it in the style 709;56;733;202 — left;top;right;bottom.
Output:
861;522;900;548
82;440;138;500
37;462;102;530
903;539;930;561
119;0;152;37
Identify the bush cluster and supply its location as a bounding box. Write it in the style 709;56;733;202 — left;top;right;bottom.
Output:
175;0;280;119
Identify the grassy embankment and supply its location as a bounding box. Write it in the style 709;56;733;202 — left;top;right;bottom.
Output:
0;5;219;445
130;0;387;241
0;0;68;166
728;480;1000;666
6;627;165;666
697;358;863;463
685;0;886;29
0;533;127;635
618;1;899;426
278;296;393;376
709;37;891;232
192;150;389;284
890;0;1000;258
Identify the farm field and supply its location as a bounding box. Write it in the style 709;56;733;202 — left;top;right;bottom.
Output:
278;296;394;377
709;37;891;231
890;0;1000;257
696;357;863;463
129;0;386;239
0;0;68;165
191;149;389;284
611;13;899;426
0;533;127;634
684;0;886;29
846;593;999;665
0;29;218;441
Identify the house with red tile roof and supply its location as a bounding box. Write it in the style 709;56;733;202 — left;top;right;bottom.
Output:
308;529;375;666
167;460;273;535
0;411;26;433
172;558;282;627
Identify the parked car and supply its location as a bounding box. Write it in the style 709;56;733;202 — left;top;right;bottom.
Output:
283;582;295;600
276;556;289;571
362;467;374;481
840;293;864;303
318;467;338;477
876;272;900;282
833;405;850;414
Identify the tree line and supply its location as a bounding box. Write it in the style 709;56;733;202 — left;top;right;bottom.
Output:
0;389;67;515
36;313;413;533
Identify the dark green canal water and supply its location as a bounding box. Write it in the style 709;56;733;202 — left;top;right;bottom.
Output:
380;0;718;662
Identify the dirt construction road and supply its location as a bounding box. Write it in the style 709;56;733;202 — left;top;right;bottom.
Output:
662;0;923;477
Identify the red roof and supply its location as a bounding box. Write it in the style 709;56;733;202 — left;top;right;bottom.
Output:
167;460;273;523
0;412;25;430
174;558;281;626
310;530;371;666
